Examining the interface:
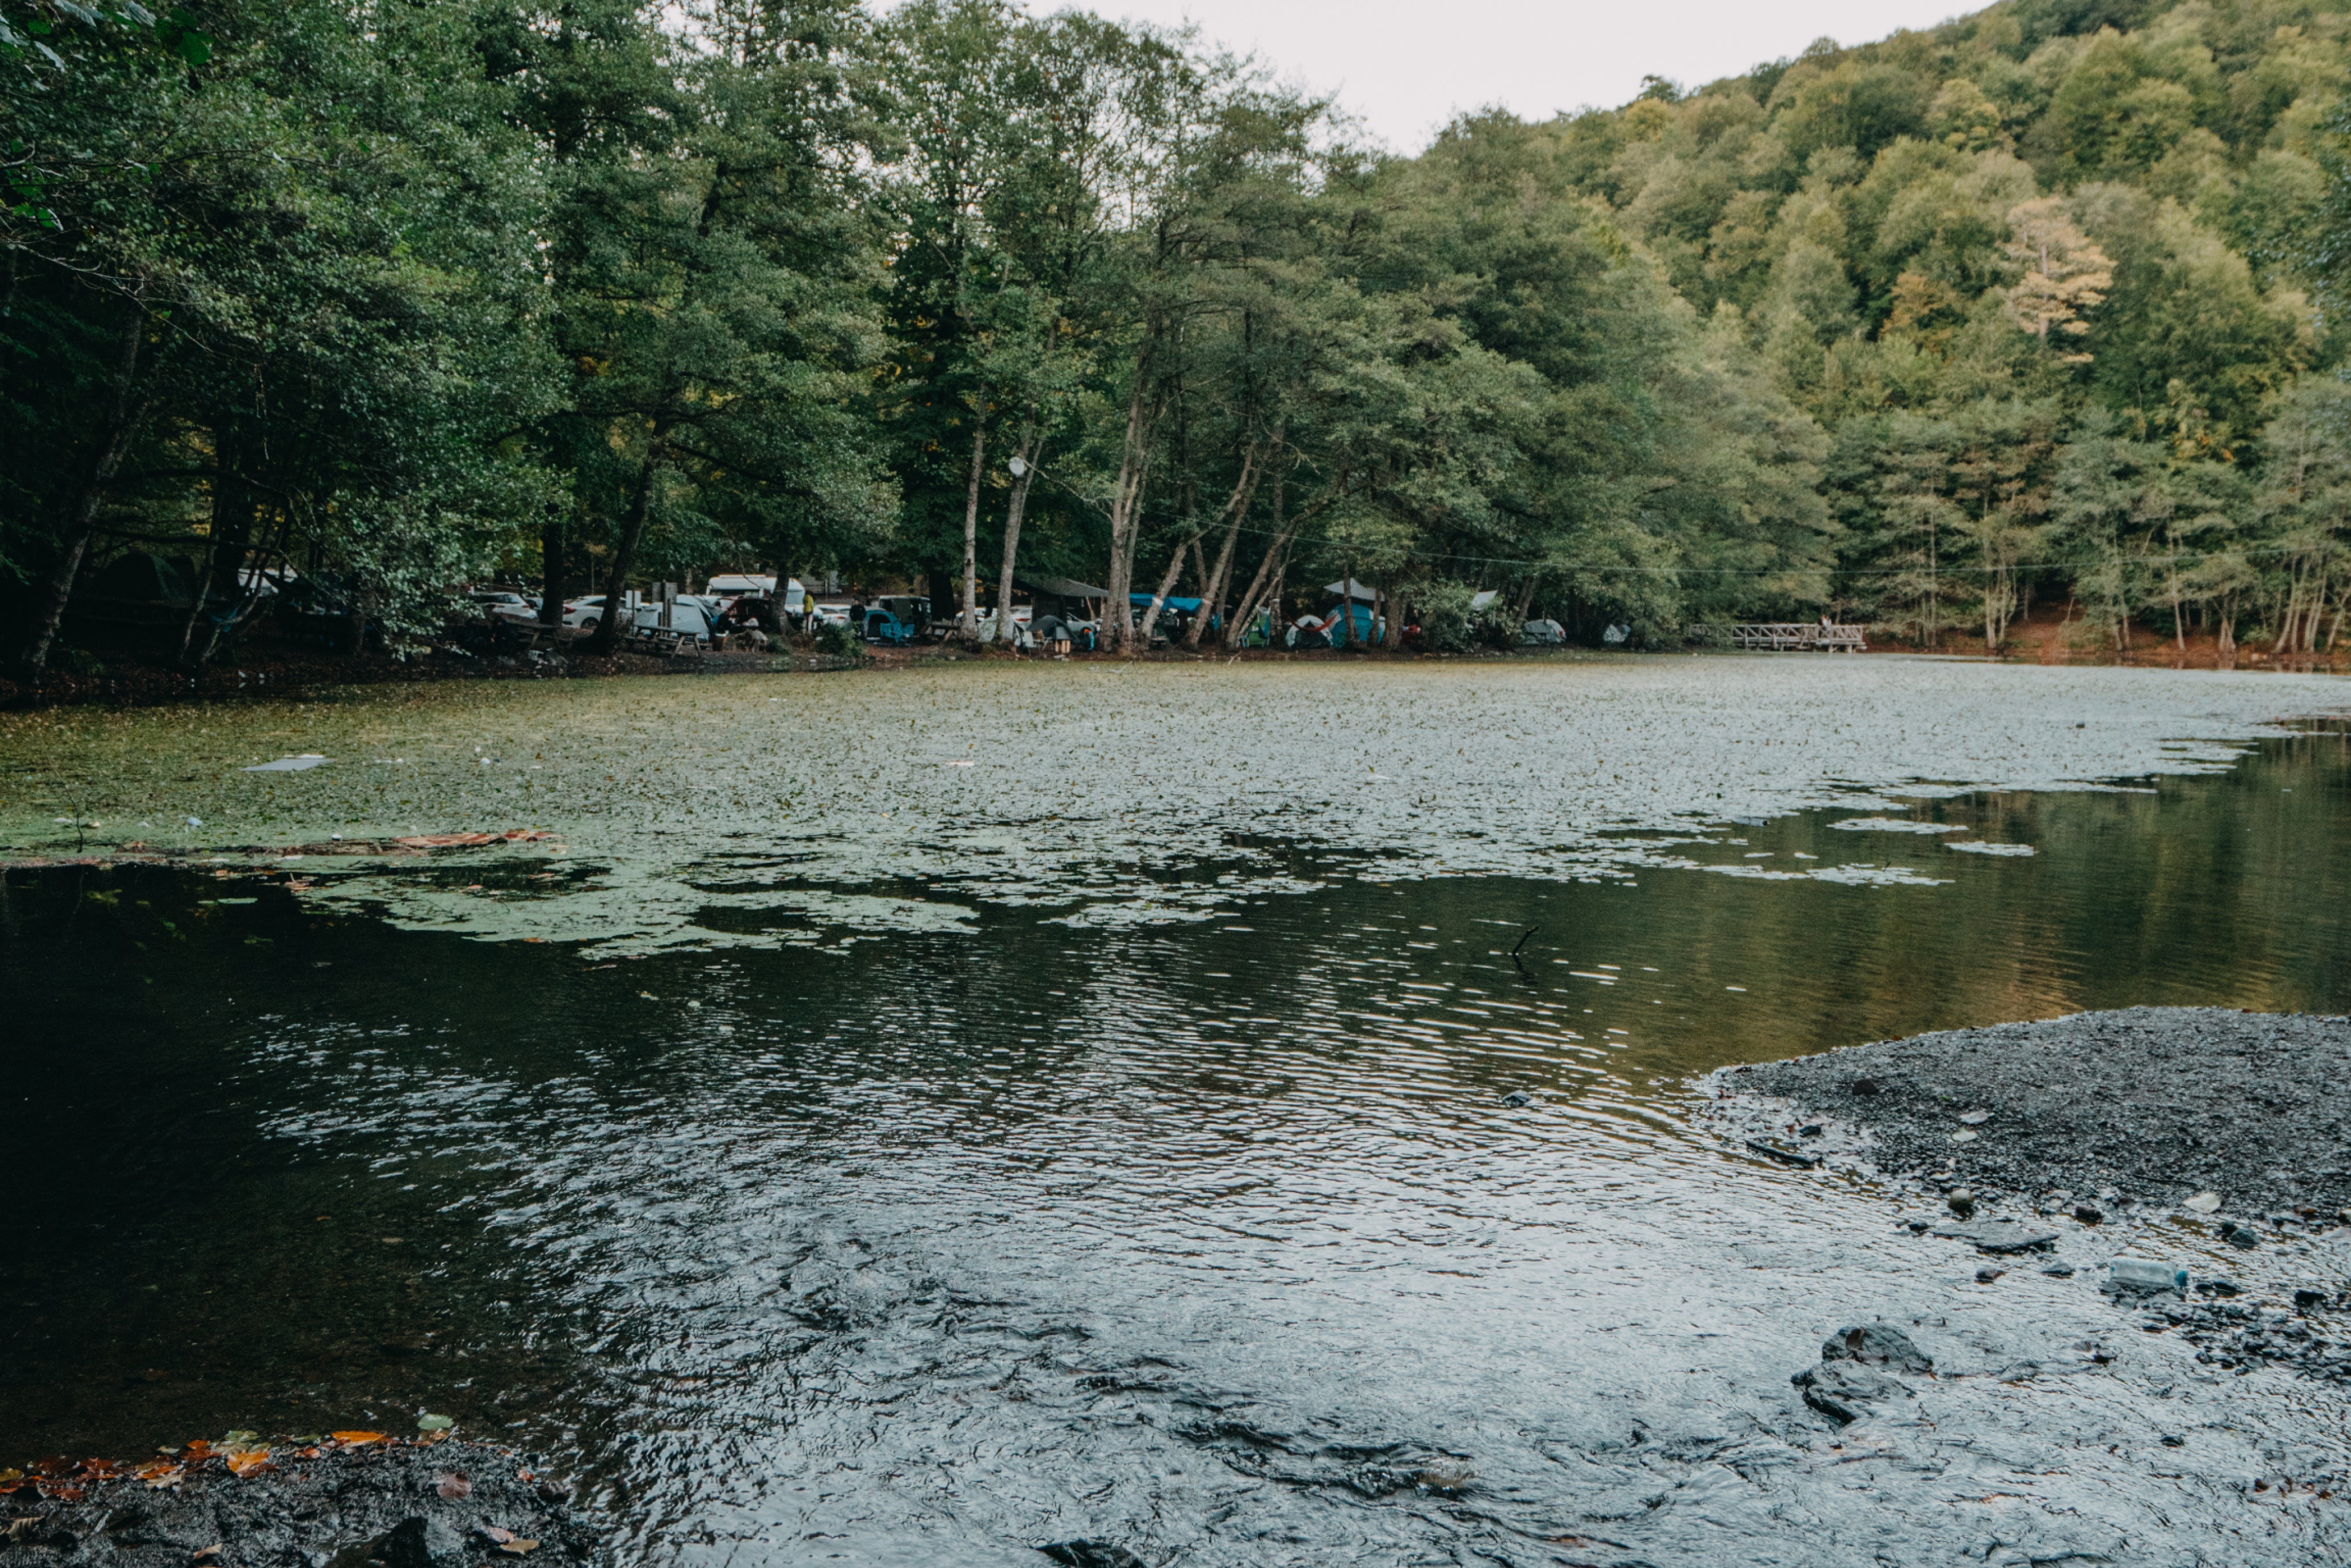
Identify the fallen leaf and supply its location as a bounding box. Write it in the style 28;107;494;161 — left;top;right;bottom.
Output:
79;1458;125;1480
330;1431;386;1446
181;1441;215;1460
138;1464;185;1489
480;1526;515;1544
436;1473;472;1500
0;1469;21;1488
224;1449;272;1477
416;1414;455;1433
194;1545;223;1560
33;1481;86;1501
498;1539;541;1557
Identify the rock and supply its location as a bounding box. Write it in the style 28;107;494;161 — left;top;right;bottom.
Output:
2073;1203;2103;1225
379;1517;468;1568
2161;1433;2185;1447
1499;1090;1534;1107
1797;1123;1824;1138
1976;1267;2005;1283
1931;1219;2059;1255
1745;1138;1820;1169
1946;1189;1976;1218
2185;1191;2222;1213
2042;1263;2076;1278
1791;1361;1911;1426
1958;1109;1992;1125
1821;1323;1934;1373
1037;1543;1149;1568
1849;1077;1881;1096
2218;1220;2260;1249
2294;1287;2330;1311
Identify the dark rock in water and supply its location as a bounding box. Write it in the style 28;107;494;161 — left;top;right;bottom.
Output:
1797;1123;1824;1138
2295;1287;2331;1311
1745;1138;1819;1169
1976;1266;2005;1283
2073;1203;2104;1225
1792;1361;1912;1426
2219;1220;2261;1249
380;1516;469;1568
1848;1077;1880;1096
1822;1323;1933;1373
2197;1278;2241;1298
1931;1219;2059;1255
2043;1263;2076;1278
1945;1189;1976;1218
1499;1090;1534;1107
1037;1542;1149;1568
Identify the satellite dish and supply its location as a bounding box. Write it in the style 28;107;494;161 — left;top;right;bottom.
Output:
1008;456;1027;476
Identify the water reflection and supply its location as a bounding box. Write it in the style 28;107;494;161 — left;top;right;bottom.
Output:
6;728;2351;1563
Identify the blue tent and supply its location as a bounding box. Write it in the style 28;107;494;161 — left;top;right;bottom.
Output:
1130;593;1205;612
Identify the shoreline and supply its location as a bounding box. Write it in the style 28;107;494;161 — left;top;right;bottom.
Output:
1;1436;596;1568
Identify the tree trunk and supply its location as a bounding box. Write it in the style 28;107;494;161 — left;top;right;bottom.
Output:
177;442;251;667
1103;374;1158;653
993;421;1041;645
18;301;150;674
540;512;566;631
959;416;987;639
583;445;664;656
1136;536;1189;643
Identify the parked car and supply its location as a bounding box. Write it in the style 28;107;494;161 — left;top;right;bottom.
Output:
564;595;608;628
631;596;716;646
862;595;932;646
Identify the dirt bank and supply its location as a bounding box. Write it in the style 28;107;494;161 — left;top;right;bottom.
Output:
1707;1007;2351;1220
0;1437;596;1568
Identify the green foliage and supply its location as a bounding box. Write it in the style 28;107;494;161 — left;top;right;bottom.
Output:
7;0;2351;670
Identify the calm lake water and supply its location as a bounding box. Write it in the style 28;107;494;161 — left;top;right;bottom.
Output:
6;658;2350;1566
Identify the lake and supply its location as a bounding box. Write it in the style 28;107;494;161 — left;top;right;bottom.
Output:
5;655;2349;1565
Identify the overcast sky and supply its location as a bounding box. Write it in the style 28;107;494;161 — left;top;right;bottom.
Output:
1064;0;1973;153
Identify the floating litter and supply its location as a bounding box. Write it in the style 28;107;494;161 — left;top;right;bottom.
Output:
1948;841;2035;856
243;755;327;773
2185;1191;2222;1213
1828;818;1963;835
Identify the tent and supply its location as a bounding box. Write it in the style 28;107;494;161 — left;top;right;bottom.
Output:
1323;577;1378;603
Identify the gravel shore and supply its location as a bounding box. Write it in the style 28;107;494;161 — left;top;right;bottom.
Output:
1;1438;595;1568
1708;1006;2351;1218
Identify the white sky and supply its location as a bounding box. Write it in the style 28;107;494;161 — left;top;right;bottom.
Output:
1068;0;1975;153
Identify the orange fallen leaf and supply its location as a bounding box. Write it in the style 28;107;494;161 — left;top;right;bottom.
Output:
79;1458;125;1480
224;1449;271;1477
181;1441;215;1460
33;1481;86;1501
497;1539;541;1557
329;1431;386;1446
134;1461;184;1489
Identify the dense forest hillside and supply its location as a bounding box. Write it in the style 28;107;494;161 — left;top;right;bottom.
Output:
4;0;2349;665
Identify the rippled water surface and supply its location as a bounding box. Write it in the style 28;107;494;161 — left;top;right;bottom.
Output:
7;658;2351;1566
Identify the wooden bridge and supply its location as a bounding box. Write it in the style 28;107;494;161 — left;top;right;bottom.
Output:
1690;622;1869;651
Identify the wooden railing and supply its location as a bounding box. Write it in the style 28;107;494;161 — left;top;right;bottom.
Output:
1689;623;1868;651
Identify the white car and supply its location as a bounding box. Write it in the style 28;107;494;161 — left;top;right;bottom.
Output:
564;595;607;628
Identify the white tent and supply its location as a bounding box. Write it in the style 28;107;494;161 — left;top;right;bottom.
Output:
1322;578;1379;603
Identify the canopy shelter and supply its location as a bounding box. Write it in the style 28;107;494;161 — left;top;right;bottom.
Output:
1324;578;1378;603
1129;593;1204;612
1019;574;1109;627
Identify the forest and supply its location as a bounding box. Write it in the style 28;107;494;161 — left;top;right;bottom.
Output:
5;0;2351;665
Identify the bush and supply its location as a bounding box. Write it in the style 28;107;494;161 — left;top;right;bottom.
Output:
814;619;865;661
